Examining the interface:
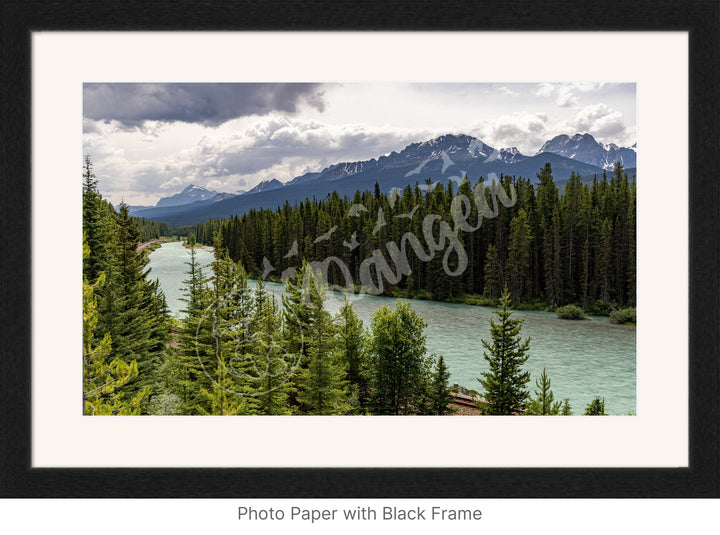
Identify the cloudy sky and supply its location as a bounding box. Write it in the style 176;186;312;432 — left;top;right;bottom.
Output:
83;82;636;206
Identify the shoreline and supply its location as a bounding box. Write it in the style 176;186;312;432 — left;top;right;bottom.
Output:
136;237;175;252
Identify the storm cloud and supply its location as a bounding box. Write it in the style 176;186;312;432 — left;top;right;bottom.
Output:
83;83;327;127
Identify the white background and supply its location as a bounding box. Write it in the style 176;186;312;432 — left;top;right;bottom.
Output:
31;32;688;469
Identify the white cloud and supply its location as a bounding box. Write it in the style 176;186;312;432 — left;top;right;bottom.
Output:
160;177;182;189
82;83;636;205
469;112;550;154
534;82;609;108
569;103;627;139
555;89;579;107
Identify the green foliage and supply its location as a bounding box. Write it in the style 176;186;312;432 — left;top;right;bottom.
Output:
561;398;572;416
82;156;169;414
588;300;612;316
609;307;636;324
199;358;249;415
146;392;181;415
100;206;170;402
175;246;210;413
507;208;533;304
249;280;293;415
477;289;531;415
525;368;562;415
132;215;169;242
556;304;585;320
294;264;349;414
427;355;456;415
194;165;636;312
336;296;370;412
199;233;257;414
367;300;433;415
584;396;607;415
83;234;148;415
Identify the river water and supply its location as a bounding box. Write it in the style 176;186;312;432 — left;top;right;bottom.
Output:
148;241;636;414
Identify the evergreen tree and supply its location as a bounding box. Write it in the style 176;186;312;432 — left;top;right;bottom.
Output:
83;235;148;415
336;296;370;412
281;262;312;366
477;288;531;414
427;355;456;415
507;209;533;303
82;154;116;283
198;358;249;415
483;243;503;300
367;300;432;415
295;266;349;414
536;164;560;305
561;398;572;416
148;345;185;415
193;233;256;414
103;205;169;404
177;246;211;413
250;280;293;415
596;218;614;304
584;396;607;415
525;368;562;415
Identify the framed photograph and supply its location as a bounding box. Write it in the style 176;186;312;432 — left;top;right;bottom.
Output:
1;1;718;498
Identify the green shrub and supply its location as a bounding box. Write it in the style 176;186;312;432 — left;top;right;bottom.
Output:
588;300;612;316
584;396;607;415
459;294;494;307
556;304;585;320
610;307;636;324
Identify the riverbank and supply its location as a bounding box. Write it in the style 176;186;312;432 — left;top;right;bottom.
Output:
258;273;622;318
182;242;214;252
137;237;176;253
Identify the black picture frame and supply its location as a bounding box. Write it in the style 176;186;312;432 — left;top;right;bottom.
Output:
1;0;718;498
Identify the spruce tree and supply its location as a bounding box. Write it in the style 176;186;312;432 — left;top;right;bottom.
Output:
199;358;249;415
368;300;432;415
483;243;503;300
525;368;562;415
427;355;456;415
336;296;369;412
477;288;531;415
179;233;257;415
295;267;349;415
104;205;169;404
82;154;116;283
177;246;210;413
584;396;607;415
507;209;533;304
536;163;560;305
250;280;293;415
83;235;148;415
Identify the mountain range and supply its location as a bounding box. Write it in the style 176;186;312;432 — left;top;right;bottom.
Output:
129;133;636;226
538;133;636;170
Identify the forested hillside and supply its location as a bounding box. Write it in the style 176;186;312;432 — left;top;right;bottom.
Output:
195;162;636;312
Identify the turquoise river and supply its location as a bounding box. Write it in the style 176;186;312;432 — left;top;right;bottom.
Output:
148;241;636;415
